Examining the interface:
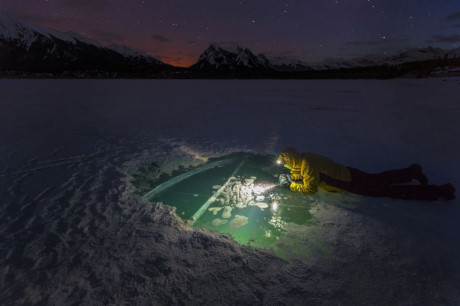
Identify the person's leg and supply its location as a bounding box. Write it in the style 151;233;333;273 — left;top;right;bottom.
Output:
385;184;455;201
374;164;428;185
347;168;389;197
346;167;449;200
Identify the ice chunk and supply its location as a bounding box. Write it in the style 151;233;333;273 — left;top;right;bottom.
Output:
256;195;265;201
221;191;230;205
212;185;222;190
222;206;232;218
250;176;257;180
229;215;248;230
249;202;269;210
241;183;254;199
208;207;223;215
212;218;228;227
235;202;246;209
244;178;254;183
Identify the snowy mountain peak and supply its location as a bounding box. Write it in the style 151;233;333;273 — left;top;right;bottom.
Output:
207;43;243;54
194;43;273;71
0;12;99;49
298;47;457;71
0;11;164;64
267;56;313;72
0;11;168;75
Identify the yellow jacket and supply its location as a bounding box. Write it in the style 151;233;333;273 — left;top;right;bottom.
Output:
277;148;351;195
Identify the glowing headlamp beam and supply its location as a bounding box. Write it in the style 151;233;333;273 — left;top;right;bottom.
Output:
253;184;276;194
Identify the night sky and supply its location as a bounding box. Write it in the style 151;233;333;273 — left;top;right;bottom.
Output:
1;0;460;67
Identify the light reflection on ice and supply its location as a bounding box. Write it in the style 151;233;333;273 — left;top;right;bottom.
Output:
206;176;278;220
204;175;284;232
253;186;264;194
268;215;286;230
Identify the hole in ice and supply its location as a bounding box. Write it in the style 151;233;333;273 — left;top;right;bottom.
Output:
136;153;316;250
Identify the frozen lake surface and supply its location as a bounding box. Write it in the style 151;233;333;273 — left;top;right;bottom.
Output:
1;78;460;305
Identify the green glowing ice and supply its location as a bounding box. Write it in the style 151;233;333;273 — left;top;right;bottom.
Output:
142;153;317;256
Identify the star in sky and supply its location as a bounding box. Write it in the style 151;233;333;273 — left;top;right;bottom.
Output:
1;0;459;67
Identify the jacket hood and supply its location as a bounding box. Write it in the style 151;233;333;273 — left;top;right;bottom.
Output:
277;147;300;169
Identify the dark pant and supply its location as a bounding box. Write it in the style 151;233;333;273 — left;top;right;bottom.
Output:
346;167;444;201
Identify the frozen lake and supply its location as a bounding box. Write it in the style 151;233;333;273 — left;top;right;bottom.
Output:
1;78;460;304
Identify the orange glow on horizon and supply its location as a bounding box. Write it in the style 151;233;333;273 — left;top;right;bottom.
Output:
161;57;196;68
145;48;198;68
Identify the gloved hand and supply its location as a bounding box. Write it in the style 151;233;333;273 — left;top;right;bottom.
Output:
279;174;292;188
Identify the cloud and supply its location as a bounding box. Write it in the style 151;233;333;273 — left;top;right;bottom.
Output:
445;12;460;21
156;55;181;61
152;34;171;42
154;54;185;65
431;34;460;43
58;0;109;12
153;55;168;60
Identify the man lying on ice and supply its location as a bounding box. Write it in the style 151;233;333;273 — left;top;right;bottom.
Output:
277;147;455;201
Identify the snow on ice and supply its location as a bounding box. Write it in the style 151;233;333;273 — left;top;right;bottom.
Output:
1;78;460;305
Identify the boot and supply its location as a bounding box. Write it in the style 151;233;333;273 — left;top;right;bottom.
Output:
386;184;447;201
438;183;456;200
409;164;428;186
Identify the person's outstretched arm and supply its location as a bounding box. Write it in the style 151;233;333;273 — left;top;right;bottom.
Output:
289;161;319;194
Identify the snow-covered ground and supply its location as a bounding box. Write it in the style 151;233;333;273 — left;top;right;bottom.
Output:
1;78;460;305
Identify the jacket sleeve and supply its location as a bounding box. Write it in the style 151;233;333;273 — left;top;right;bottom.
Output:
289;161;319;194
290;171;302;181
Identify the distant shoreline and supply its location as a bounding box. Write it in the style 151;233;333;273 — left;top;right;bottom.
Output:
2;57;459;80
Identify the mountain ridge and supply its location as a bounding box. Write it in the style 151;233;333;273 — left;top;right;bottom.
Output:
190;43;274;71
192;42;459;72
1;12;459;78
0;12;167;76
